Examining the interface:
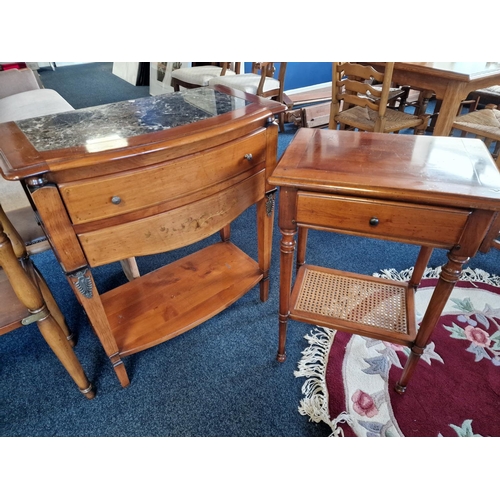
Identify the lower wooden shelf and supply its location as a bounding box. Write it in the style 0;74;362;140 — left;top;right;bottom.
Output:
101;241;263;356
289;264;417;345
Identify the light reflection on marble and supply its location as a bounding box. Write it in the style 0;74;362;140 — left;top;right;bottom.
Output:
15;88;251;153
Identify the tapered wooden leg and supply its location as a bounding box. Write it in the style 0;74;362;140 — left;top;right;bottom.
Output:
219;224;231;242
395;250;469;393
35;311;95;399
408;246;434;289
296;227;308;271
33;266;76;347
257;191;275;302
0;227;95;399
66;267;130;388
277;228;296;362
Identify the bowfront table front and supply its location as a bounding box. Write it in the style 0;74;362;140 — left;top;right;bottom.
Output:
269;128;500;393
0;86;285;388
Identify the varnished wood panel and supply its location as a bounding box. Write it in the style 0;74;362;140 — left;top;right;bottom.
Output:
60;130;267;224
296;192;471;247
78;171;265;266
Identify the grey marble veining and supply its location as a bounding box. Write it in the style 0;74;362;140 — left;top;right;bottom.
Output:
15;88;251;153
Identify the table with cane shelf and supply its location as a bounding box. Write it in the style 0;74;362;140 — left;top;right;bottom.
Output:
269;127;500;393
0;86;285;388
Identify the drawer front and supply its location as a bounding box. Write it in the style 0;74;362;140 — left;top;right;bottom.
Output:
59;130;267;224
296;193;471;247
78;171;265;267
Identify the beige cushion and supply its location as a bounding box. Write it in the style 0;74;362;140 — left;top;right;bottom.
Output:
171;66;236;87
0;87;74;212
0;89;74;123
209;74;280;94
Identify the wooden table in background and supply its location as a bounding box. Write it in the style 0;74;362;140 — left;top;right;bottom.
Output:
269;128;500;393
367;62;500;136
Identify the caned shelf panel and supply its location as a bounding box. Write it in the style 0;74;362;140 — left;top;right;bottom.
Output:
289;264;417;345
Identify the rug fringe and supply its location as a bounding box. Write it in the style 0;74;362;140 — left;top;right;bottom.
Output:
294;326;354;436
374;266;500;286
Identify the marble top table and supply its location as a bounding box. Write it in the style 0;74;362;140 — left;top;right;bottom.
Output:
13;87;251;153
0;86;285;388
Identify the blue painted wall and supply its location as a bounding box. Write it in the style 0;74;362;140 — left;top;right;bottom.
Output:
243;62;331;91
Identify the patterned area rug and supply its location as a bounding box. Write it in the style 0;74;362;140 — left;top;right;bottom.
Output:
295;267;500;437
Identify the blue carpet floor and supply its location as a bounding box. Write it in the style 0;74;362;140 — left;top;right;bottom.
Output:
2;64;499;437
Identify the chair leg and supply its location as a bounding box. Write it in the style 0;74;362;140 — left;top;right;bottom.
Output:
0;228;95;399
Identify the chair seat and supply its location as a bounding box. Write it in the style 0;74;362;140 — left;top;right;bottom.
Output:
209;74;280;95
453;108;500;140
171;66;236;87
336;106;424;133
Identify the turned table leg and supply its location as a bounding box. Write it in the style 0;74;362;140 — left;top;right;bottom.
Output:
0;226;95;399
277;228;296;362
257;190;276;302
296;227;308;271
395;249;469;393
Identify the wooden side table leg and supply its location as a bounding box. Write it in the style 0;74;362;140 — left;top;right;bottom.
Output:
408;246;433;288
296;227;308;271
395;250;469;393
277;228;296;362
66;268;130;388
257;190;276;302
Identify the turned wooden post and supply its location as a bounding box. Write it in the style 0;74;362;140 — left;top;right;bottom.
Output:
0;208;95;399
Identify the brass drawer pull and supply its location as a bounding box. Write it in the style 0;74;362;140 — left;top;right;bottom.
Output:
244;154;253;161
369;217;379;226
111;196;122;205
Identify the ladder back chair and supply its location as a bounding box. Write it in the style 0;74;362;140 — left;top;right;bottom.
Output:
0;203;95;399
329;62;429;134
209;62;291;131
452;105;500;168
452;105;500;251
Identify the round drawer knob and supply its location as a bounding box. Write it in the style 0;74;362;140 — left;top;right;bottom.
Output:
369;217;379;226
244;153;253;161
111;196;122;205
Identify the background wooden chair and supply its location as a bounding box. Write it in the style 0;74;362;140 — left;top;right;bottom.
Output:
452;104;500;168
0;203;95;399
208;62;291;131
171;63;241;91
452;105;500;251
329;62;428;134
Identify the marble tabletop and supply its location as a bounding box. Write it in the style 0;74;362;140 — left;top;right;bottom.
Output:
15;88;250;153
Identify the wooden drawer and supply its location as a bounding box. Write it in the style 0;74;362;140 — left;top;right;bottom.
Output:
77;171;265;267
296;193;471;247
59;130;267;224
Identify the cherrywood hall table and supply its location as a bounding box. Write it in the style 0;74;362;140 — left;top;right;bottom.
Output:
367;62;500;136
0;86;285;388
269;127;500;393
